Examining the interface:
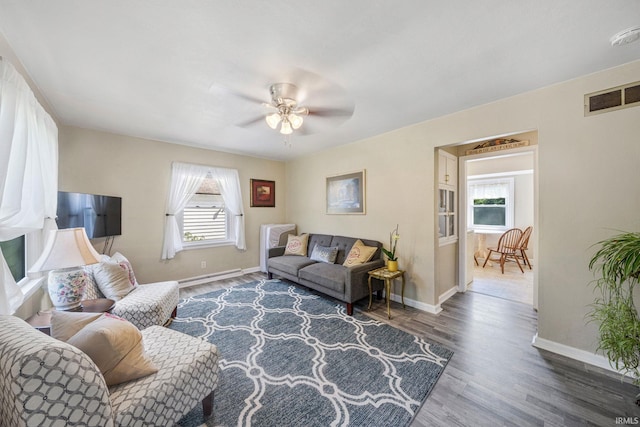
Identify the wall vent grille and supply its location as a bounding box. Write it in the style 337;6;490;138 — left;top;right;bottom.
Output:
585;81;640;116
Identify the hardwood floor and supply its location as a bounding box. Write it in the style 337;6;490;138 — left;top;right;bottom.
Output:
179;272;640;426
468;263;533;305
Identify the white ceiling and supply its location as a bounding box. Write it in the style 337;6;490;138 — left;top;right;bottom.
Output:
1;1;639;161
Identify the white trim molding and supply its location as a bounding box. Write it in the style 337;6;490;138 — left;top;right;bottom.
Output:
179;266;261;289
389;292;442;314
531;333;631;378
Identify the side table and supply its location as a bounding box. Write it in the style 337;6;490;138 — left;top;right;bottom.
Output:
367;267;406;319
26;298;116;335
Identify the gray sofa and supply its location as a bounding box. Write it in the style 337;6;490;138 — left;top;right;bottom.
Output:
267;234;385;315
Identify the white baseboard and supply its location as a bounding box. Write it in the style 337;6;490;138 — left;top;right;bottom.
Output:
388;292;442;314
179;266;261;288
438;286;458;305
531;333;629;377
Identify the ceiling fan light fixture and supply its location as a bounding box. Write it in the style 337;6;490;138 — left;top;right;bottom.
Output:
289;113;304;129
280;119;293;135
266;113;281;129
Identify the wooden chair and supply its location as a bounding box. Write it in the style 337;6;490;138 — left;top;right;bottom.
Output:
516;226;533;269
482;228;524;274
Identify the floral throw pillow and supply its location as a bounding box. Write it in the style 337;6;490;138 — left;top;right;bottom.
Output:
343;239;377;267
284;234;309;256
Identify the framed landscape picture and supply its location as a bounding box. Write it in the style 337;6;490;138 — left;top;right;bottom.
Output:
326;169;366;214
250;179;275;207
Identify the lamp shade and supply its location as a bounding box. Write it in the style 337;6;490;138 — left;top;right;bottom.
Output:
29;228;101;273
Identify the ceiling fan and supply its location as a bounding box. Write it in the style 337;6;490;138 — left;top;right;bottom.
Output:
233;80;355;136
264;83;308;135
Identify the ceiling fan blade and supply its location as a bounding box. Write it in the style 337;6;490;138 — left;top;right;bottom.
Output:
308;106;355;118
236;116;265;128
209;83;266;105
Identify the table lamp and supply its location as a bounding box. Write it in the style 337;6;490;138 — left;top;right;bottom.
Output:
29;227;102;310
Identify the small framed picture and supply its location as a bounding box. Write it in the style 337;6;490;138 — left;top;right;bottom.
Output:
250;179;275;207
326;169;366;214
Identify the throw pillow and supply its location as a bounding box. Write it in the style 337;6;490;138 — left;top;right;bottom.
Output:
310;244;339;264
284;234;309;256
66;312;158;386
343;239;378;267
111;252;139;286
92;261;135;301
51;310;103;342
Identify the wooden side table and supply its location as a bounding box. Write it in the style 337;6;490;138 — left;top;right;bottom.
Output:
367;267;406;319
26;298;116;335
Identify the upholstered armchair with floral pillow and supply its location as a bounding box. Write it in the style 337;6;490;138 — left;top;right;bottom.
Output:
84;252;179;330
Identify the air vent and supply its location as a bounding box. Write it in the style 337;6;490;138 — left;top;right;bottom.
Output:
585;81;640;116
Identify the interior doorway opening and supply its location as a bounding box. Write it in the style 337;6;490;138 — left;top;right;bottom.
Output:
435;130;538;309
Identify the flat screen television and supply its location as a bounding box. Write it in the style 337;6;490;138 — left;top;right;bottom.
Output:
57;191;122;238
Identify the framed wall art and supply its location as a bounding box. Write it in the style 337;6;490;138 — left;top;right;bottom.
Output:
326;169;366;214
250;179;275;207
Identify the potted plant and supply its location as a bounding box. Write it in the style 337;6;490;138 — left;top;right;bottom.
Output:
381;225;400;272
588;231;640;404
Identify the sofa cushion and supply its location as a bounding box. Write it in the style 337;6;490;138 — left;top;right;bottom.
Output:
66;313;158;386
111;252;139;286
51;310;103;342
93;261;135;301
284;234;309;256
299;262;346;293
343;239;378;267
111;281;179;330
310;244;339;263
268;255;317;277
307;234;335;256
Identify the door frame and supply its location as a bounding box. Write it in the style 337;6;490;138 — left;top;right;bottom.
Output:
457;144;539;309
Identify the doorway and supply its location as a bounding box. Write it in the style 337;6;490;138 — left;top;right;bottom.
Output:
456;134;538;308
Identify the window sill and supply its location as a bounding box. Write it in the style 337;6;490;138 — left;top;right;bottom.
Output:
182;240;235;250
19;276;46;305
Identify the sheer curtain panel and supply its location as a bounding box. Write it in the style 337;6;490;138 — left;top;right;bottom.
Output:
161;162;209;259
0;58;58;314
211;167;246;250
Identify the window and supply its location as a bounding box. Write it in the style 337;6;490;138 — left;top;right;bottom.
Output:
468;178;514;231
0;235;25;283
179;176;234;247
438;188;457;244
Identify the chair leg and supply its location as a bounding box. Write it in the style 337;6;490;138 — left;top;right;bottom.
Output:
346;303;354;316
171;306;177;318
522;250;532;269
482;250;493;268
512;253;524;273
500;254;506;274
202;391;214;418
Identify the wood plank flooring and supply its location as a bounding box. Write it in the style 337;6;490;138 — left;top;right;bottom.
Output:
179;272;640;426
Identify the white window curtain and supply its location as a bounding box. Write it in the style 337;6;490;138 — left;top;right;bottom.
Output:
210;167;246;250
468;180;510;200
0;58;58;314
161;162;246;259
162;162;209;260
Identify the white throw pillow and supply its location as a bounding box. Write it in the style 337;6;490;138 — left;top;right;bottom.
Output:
92;261;135;301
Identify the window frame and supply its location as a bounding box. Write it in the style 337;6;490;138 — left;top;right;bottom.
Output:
178;185;235;250
467;177;515;232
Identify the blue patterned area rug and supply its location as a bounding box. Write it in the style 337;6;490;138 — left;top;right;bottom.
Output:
173;279;452;427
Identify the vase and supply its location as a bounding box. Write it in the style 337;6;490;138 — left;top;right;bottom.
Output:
387;260;398;272
48;267;90;310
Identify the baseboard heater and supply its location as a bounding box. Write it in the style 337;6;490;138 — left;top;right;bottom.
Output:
178;268;243;288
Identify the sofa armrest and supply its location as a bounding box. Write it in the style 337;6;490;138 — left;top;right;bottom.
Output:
345;259;386;286
268;246;286;258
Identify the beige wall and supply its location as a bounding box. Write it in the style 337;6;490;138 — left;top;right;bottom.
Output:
285;60;640;354
58;126;287;283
